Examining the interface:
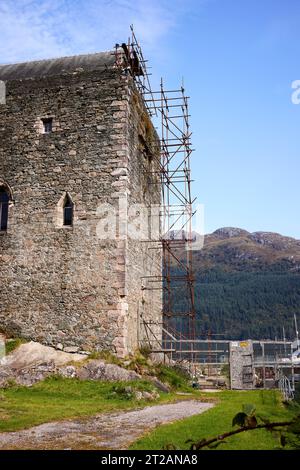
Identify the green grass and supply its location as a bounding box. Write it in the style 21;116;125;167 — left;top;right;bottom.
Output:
87;350;122;365
5;338;27;355
129;390;299;450
0;376;194;433
156;365;191;391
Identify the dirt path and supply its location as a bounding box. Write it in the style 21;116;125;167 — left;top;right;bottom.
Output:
0;400;213;450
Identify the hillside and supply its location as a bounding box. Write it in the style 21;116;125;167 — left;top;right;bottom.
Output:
194;227;300;273
172;228;300;340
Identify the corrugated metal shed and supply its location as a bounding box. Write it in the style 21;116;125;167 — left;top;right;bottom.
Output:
0;51;115;81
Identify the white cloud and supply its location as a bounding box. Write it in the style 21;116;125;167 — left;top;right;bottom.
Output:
0;0;188;64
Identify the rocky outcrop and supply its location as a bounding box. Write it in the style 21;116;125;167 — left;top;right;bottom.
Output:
0;341;141;387
0;341;87;370
200;227;300;270
212;227;250;239
147;376;171;393
0;362;56;387
0;341;87;387
76;360;140;382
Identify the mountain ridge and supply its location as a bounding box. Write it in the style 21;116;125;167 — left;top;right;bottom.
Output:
193;227;300;274
171;227;300;340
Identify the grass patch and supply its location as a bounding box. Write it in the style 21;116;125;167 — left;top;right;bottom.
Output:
129;390;299;450
0;376;196;433
120;353;193;392
0;349;197;433
5;338;27;355
156;365;191;391
87;350;122;365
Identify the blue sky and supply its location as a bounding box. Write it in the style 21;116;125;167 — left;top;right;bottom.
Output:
0;0;299;238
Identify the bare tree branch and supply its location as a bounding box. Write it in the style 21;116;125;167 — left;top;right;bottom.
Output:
192;421;293;450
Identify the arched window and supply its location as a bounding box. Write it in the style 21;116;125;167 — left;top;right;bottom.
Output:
63;193;74;226
0;187;9;231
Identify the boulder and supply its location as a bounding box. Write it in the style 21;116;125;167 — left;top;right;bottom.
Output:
57;365;77;378
147;376;171;393
77;360;140;382
142;390;160;401
0;342;142;387
0;366;14;388
63;346;79;354
0;341;87;370
134;391;143;401
0;341;87;387
13;361;56;386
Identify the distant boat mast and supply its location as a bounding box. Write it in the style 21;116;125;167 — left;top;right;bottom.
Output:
294;313;300;349
283;325;287;356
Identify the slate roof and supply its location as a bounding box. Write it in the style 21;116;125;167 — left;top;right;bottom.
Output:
0;51;115;81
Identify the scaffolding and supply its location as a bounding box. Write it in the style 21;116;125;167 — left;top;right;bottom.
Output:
112;29;300;399
114;26;197;350
145;81;196;342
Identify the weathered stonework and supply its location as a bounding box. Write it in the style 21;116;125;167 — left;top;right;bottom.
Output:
229;340;255;389
0;53;162;356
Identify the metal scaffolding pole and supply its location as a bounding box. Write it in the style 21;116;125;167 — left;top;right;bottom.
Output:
114;27;197;356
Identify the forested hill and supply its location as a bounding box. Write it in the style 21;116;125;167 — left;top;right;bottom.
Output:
175;227;300;340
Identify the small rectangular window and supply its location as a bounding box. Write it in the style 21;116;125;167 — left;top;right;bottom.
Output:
64;206;73;226
63;194;74;226
42;118;53;134
0;189;9;231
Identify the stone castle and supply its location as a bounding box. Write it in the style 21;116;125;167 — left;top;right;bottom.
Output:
0;51;162;356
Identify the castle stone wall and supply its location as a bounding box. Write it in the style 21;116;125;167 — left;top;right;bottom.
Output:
0;66;162;356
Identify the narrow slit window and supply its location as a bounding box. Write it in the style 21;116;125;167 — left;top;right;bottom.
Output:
63;194;73;226
42;118;53;134
0;188;9;231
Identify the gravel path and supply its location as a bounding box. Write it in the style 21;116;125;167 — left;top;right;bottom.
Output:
0;400;213;450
